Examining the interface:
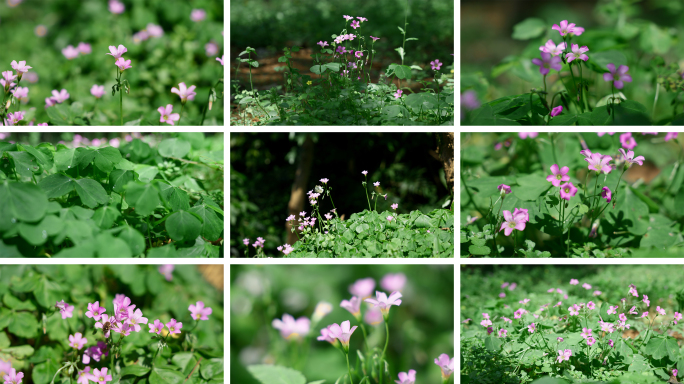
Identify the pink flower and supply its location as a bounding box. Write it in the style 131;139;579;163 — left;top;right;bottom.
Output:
189;301;212;321
395;369;416;384
108;0;124;14
603;64;632;89
619;133;637;150
76;367;91;384
581;327;592;339
115;57;132;71
629;306;638;315
390;203;399;210
0;361;11;381
94;314;114;337
499;210;526;236
86;301;106;320
394;89;402;99
317;41;329;48
373;181;380;187
559;182;578;201
571;26;585;36
480;318;492;327
148;319;164;334
11;60;31;74
566;44;589;63
69;332;87;349
585;153;613;174
519;132;538;139
3;368;23;384
618;148;644;166
158;104;180;125
87;368;112;384
674;312;682;325
557;349;572;363
540;40;567;56
582;283;592;290
55;300;74;319
317;326;336;343
498;329;507;338
216;55;225;66
528;323;536;333
62;45;80;59
349;277;375;298
362;170;368;176
147;23;164;37
343;15;354;21
665;132;678;141
355;51;363;59
45;97;57;107
580;149;593;158
125;308;148;332
11;87;28;100
364;307;383;325
106;45;127;60
340;296;362;317
357;16;367;22
607;305;618;315
619;313;627;322
205;41;219;57
190;9;207;22
498;184;511;194
546;164;570;187
165;318;183;335
364;291;403;317
601;186;612;202
77;42;92;54
570;279;579;285
552;20;577;36
328;320;357;350
600;322;614;333
272;314;310;341
171;82;197;103
91;85;105;99
434;354;454;380
568;306;579;316
381;273;406;292
350;20;360;29
370;36;380;42
430;59;442;70
598;132;615;137
641;312;649;318
532;52;562;75
586;336;596;346
550;105;563;117
643;295;650;307
656;306;666;316
587;301;596;310
674;368;679;378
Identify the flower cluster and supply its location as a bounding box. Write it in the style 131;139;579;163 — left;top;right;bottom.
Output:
62;42;92;60
132;23;164;44
106;44;132;73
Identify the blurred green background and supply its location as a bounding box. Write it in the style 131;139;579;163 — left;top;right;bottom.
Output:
230;264;454;383
230;132;452;257
461;0;684;120
0;0;224;125
230;0;454;89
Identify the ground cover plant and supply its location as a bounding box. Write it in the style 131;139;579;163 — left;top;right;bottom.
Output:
231;133;454;258
230;0;454;125
0;264;223;384
461;264;684;384
0;0;223;126
0;132;224;257
460;0;684;125
231;265;454;384
461;132;684;258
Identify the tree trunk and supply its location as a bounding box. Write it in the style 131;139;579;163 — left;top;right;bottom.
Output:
437;132;454;201
286;134;315;245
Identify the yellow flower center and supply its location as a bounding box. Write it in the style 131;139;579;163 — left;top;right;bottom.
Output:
556;174;562;180
564;188;570;193
508;222;516;228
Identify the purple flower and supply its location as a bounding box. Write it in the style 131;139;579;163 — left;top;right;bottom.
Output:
550;105;563;117
559;182;578;201
364;291;403;317
189;301;213;321
148;319;164;334
395;369;416;384
394;89;402;99
497;184;511;194
499;210;526;236
434;354;454;380
513;208;529;223
665;132;678;141
370;36;380;42
619;148;644;166
55;300;74;319
619;132;637;150
532;52;562;75
461;90;481;111
106;45;127;60
546;164;570;187
566;44;589;63
62;45;80;59
585;153;613;174
539;39;566;56
350;20;360;29
552;20;577;36
86;301;106;320
190;9;206;22
381;273;406;292
519;132;538;139
355;50;363;59
69;332;87;350
430;59;442;70
76;367;91;384
317;41;329;48
601;187;612;202
603;64;632;89
166;318;183;335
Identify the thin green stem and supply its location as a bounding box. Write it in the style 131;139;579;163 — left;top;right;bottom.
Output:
652;82;660;121
345;352;354;384
178;103;185;126
363;178;371;211
380;320;390;384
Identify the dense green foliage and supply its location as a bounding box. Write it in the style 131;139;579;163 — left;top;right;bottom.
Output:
0;133;224;257
231;133;453;257
231;265;454;383
0;264;223;384
461;0;684;125
461;132;684;257
461;265;684;384
0;0;223;125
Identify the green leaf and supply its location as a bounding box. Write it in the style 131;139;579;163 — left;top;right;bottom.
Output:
1;344;34;358
149;367;184;384
8;151;40;179
171;352;196;373
134;165;159;183
0;181;48;223
468;245;491;255
118;226;146;256
95;233;132;258
189;205;223;241
309;63;342;75
8;311;39;338
165;211;202;242
32;359;59;384
389;64;412;80
512;18;546;40
110;169;136;194
74;179;108;208
18;144;53;169
513;174;550;201
591;50;628;70
200;358;223;379
158;138;192;159
643;336;678;360
484;335;502;351
548;113;578;126
46;104;71;125
33;277;62;308
404;93;438;111
640;23;672;54
39;174;75;198
53;146;76;172
247;365;306;384
126;182;161;216
3;292;37;310
120;365;151;377
92;206;120;229
147;244;178;258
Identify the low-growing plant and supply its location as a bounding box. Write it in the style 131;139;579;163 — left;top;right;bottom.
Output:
231;1;454;126
461;132;684;258
0;133;224;257
462;265;684;384
243;172;453;258
0;264;223;384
